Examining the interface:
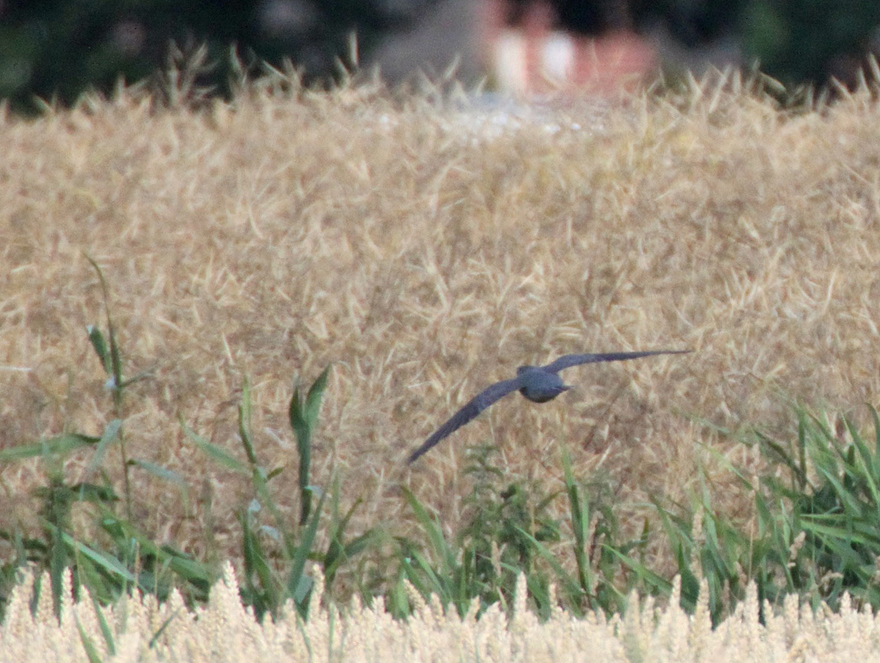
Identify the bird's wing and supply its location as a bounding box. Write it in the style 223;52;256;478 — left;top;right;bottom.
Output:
543;349;691;373
407;376;523;464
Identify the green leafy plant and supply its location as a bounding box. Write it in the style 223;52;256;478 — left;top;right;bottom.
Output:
524;453;670;619
642;404;880;624
394;445;564;620
84;256;153;520
290;367;330;526
184;366;375;620
0;261;207;618
750;406;880;610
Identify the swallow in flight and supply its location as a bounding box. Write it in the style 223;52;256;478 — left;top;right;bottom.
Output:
407;349;690;463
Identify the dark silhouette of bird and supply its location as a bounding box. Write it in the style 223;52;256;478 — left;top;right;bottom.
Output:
407;349;690;464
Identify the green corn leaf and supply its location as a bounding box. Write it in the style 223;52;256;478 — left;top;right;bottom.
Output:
82;419;123;481
287;487;327;609
290;365;331;526
129;459;190;512
239;380;258;467
86;256;123;392
86;325;112;376
75;614;104;663
180;416;249;475
0;433;100;462
304;365;331;428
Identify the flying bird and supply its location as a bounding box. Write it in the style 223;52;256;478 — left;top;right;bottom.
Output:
407;349;690;464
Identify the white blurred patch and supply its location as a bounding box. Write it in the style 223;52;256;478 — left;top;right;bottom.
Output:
111;20;146;56
257;0;317;38
541;32;574;83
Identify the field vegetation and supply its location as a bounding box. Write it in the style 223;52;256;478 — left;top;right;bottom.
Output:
5;564;880;662
3;62;880;646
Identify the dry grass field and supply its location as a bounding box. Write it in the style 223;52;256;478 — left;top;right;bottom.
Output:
2;73;880;587
5;564;880;662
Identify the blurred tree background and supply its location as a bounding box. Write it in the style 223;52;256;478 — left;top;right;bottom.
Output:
1;0;879;113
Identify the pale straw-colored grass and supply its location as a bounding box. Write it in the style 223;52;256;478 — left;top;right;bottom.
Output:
3;562;880;662
2;75;880;582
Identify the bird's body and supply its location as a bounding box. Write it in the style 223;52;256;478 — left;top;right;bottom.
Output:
407;349;689;464
516;366;570;402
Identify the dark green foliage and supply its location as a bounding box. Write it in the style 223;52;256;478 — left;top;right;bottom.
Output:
290;366;331;526
394;445;564;619
753;406;880;610
184;367;375;621
741;0;880;88
393;446;673;621
646;405;880;625
0;0;379;114
635;0;880;90
2;0;880;115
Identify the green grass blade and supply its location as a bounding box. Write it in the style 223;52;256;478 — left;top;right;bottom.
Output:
287;487;327;608
401;487;457;575
290;365;331;526
86;584;116;658
0;433;101;462
118;368;154;389
240;509;278;617
75;613;105;663
40;522;137;601
71;553;117;606
148;610;183;650
180;416;249;475
94;508;214;592
289;382;312;526
129;459;190;512
128;459;187;489
82;419;123;481
58;532;137;583
602;544;673;593
512;525;585;601
86;325;112;376
871;405;880;456
323;486;375;582
234;380;299;554
86;255;123;392
757;431;809;488
562;453;592;596
400;550;451;604
843;417;880;508
304;365;331;428
238;379;258;467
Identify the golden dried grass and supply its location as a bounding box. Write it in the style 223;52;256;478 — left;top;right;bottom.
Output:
3;562;879;662
2;77;880;579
